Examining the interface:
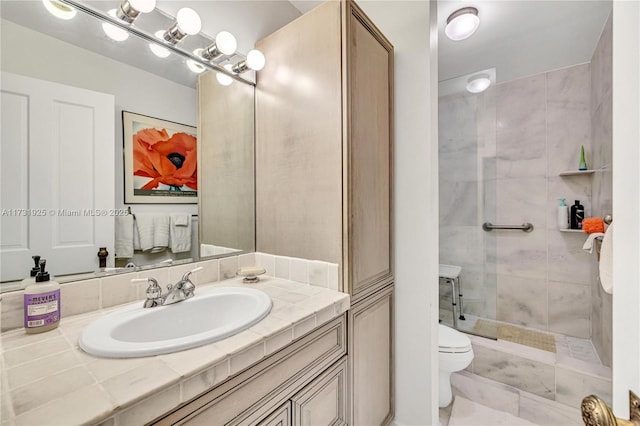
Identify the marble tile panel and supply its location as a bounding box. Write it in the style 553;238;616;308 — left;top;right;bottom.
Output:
440;226;486;266
274;256;290;279
237;253;256;268
471;344;555;399
1;359;14;422
327;263;339;291
289;258;309;284
292;316;316;339
590;13;612;112
439;145;480;183
439;93;478;154
214;329;263;356
3;336;70;368
6;349;81;390
556;365;612;408
269;300;314;325
196;258;219;285
219;256;239;280
100;273;137;309
265;328;294;355
1;292;26;332
439;181;479;226
13;384;114;426
557;353;610;379
495;177;547;228
229;342;265;375
85;356;149;383
181;360;230;402
11;366;95;415
100;359;181;408
255;253;276;277
248;315;289;338
0;327;63;352
451;372;520;416
548;282;591;338
448;396;536;426
116;384;180;426
159;343;227;378
308;261;328;288
519;392;583;426
60;279;101;317
495;233;547;282
497;274;548;329
496;75;546;133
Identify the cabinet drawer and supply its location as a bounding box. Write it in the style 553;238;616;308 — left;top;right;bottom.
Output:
256;402;291;426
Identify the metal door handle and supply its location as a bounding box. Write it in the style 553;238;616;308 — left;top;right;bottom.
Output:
582;392;640;426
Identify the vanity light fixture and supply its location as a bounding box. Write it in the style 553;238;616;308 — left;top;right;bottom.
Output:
216;64;235;86
42;0;77;20
195;31;237;61
466;74;491;93
149;30;171;58
115;0;156;24
162;7;202;44
231;49;266;74
102;10;130;41
445;7;479;41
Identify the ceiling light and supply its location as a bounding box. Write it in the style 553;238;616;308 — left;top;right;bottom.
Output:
231;49;266;74
216;64;234;86
42;0;77;20
162;7;201;44
102;10;130;41
116;0;156;24
466;74;491;93
149;30;170;58
186;59;206;74
445;7;479;41
197;31;237;61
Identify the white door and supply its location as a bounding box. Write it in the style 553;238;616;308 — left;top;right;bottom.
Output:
1;72;115;281
612;0;640;417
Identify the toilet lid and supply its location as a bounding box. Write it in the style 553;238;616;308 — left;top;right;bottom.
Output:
439;324;472;353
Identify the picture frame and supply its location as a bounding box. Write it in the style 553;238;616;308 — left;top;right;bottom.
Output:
122;111;197;204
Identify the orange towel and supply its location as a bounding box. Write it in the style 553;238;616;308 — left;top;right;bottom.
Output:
582;217;604;234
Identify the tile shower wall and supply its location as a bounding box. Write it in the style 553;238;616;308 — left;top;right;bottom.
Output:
590;12;613;367
440;63;596;338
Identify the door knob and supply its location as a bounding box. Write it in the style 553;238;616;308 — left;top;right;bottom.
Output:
582;391;640;426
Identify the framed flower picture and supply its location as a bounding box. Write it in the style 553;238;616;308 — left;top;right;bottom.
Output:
123;111;197;204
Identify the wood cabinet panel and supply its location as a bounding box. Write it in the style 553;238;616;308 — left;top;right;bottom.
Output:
349;286;394;425
292;358;347;426
256;402;291;426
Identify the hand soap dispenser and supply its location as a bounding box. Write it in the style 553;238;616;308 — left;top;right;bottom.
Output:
23;259;61;334
21;255;41;289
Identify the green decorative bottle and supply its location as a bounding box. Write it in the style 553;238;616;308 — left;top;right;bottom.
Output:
578;145;587;171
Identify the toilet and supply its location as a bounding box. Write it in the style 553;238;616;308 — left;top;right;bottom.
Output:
438;324;474;407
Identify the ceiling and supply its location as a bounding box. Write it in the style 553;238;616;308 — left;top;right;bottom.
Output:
290;1;612;84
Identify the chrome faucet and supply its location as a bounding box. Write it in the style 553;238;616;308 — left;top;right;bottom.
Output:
132;267;203;308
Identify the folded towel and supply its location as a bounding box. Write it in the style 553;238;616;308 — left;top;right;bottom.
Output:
170;213;192;253
599;223;613;294
135;213;170;253
114;215;134;259
582;217;605;234
582;232;605;254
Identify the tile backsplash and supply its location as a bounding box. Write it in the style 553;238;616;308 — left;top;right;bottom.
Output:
1;252;340;332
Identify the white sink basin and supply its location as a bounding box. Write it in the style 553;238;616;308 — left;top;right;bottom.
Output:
79;287;272;358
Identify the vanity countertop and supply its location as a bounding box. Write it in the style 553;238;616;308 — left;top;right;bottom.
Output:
0;277;350;426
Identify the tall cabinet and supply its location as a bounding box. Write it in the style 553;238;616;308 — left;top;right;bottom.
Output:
256;1;394;424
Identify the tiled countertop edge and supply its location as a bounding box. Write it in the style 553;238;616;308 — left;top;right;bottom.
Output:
1;276;350;426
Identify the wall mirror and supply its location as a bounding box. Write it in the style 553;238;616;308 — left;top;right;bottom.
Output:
0;0;300;290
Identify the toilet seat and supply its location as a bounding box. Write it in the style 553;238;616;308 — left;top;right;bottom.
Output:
438;324;472;353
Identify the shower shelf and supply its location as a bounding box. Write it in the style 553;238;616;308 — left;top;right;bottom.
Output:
559;170;596;176
559;229;584;233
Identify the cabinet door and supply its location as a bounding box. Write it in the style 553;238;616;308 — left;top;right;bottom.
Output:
349;285;394;425
291;358;347;426
344;2;394;301
256;402;291;426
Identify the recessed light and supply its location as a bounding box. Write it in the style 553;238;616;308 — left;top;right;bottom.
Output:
445;7;479;41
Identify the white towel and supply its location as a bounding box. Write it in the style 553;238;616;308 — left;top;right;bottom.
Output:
135;213;170;253
599;223;613;294
170;213;192;253
114;215;134;259
582;232;605;254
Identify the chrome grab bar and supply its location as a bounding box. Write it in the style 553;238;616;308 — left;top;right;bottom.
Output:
482;222;534;233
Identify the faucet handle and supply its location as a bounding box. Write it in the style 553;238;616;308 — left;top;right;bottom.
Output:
132;277;164;307
181;266;203;282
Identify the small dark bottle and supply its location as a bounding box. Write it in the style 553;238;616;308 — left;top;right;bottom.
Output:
97;247;108;268
570;200;585;229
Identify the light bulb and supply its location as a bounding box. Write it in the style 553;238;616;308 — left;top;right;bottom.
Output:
129;0;156;13
103;10;130;42
216;64;234;86
150;31;170;58
176;8;201;35
445;7;479;41
186;59;206;74
466;75;491;93
246;50;265;71
215;31;237;55
42;0;77;20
